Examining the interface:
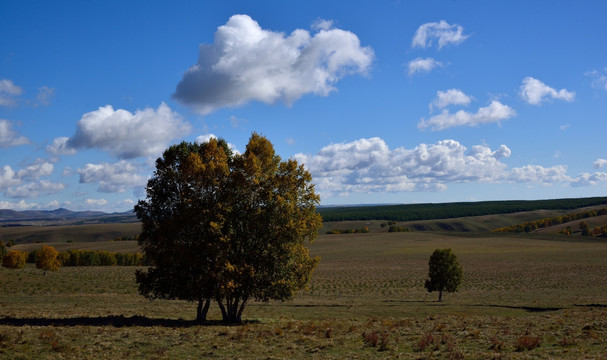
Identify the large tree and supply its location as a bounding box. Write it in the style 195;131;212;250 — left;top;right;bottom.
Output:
135;134;321;323
424;248;463;302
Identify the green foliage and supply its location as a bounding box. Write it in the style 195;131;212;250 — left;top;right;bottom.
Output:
319;197;607;222
80;251;101;266
113;234;139;241
26;250;37;263
60;249;143;267
2;250;26;269
57;252;70;266
388;225;409;232
136;134;321;323
580;222;591;236
380;221;396;228
424;248;463;302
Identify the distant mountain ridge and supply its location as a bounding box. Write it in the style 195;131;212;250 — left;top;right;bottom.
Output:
0;208;136;224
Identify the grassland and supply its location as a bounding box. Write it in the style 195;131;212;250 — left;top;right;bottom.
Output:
1;231;607;359
0;223;141;245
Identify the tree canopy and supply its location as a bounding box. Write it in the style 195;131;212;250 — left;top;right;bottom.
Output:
2;250;26;269
424;248;463;302
36;245;61;274
135;134;321;323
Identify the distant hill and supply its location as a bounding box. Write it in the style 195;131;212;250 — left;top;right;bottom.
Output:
0;208;137;225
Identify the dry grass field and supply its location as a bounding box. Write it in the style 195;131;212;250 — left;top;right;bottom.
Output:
1;230;607;358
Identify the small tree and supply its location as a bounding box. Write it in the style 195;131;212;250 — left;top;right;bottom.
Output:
579;221;591;236
36;245;61;275
2;250;26;269
0;241;7;258
424;248;463;302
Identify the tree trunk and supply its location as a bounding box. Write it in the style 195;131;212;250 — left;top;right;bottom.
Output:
196;298;211;323
217;296;244;323
236;297;248;321
217;299;228;322
438;289;443;302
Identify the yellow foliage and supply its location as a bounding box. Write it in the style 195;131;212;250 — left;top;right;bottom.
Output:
2;250;26;269
36;245;61;273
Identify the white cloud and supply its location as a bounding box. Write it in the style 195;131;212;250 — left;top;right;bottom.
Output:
418;100;516;131
0;200;41;211
195;133;239;154
55;102;191;159
0;119;30;147
594;158;607;169
312;18;334;31
173;14;374;115
5;180;66;199
0;166;20;190
16;159;54;180
508;165;570;183
520;77;575;105
1;160;55;193
407;57;443;76
0;79;22;107
411;20;469;49
85;198;108;206
47;137;77;156
78;160;147;193
430;89;472;111
0;199;73;211
295;137;604;198
586;68;607;91
35;86;55;106
294;138;512;197
570;172;607;187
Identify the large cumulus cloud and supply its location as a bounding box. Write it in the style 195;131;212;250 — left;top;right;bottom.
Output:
173;14;374;115
48;102;191;159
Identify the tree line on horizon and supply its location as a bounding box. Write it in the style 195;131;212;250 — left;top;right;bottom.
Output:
318;197;607;222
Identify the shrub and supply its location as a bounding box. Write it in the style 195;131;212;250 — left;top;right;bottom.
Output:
515;335;541;351
79;251;100;266
416;332;437;352
326;227;370;235
489;335;505;351
2;250;26;269
67;250;81;266
98;251;117;266
57;252;70;266
26;250;38;263
362;331;379;347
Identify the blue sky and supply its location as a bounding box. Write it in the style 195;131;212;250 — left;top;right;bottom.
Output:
1;0;606;212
